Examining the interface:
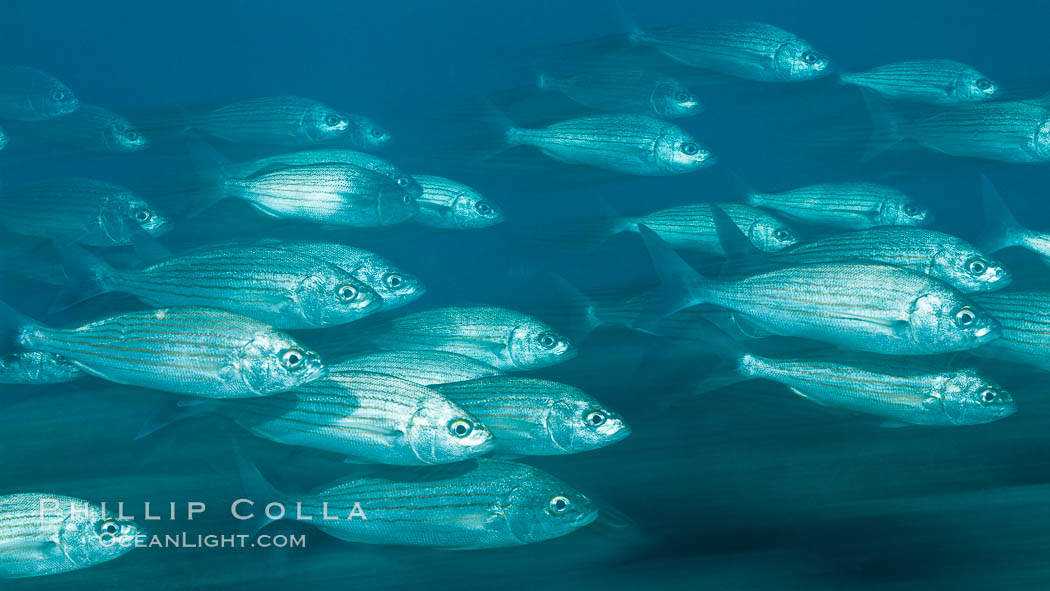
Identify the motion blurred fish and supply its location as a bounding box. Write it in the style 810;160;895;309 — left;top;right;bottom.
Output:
334;350;502;385
222;163;418;227
0;66;79;120
505;114;713;175
411;174;504;229
1;305;326;398
223;149;422;198
747;182;928;229
867;99;1050;163
723;225;1011;293
628;21;831;82
641;227;1000;354
841;59;998;104
347;306;576;371
600;202;797;254
242;459;597;548
0;125;7;150
0;493;140;579
55;244;381;329
537;68;702;118
177;95;350;145
702;353;1015;426
344;113;391;151
255;240;425;309
0;352;82;384
978;175;1050;264
972;292;1050;371
19;105;148;152
146;371;493;465
434;377;631;455
0;178;169;247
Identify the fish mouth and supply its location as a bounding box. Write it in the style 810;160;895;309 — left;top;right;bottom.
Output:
973;325;1000;343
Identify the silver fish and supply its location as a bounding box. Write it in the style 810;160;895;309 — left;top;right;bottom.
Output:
348;306;576;371
870;100;1050;163
0;352;82;384
253;240;425;309
0;178;169;247
972;291;1050;371
607;202;797;254
537;68;702;118
333;350;502;385
726;353;1015;426
6;306;326;398
629;21;831;82
642;228;1001;355
20;105;148;152
0;493;140;579
0;125;8;150
60;244;381;329
411;175;504;229
169;370;493;465
0;66;79;121
742;227;1011;293
841;59;998;104
506;114;713;175
225;163;418;227
747;182;928;229
223;149;421;198
244;459;597;549
180;95;350;145
434;377;631;455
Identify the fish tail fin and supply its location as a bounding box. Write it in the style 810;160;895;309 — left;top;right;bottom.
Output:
234;441;289;536
549;275;604;341
977;175;1024;253
536;73;551;90
50;244;117;313
0;300;41;354
636;224;716;330
711;206;769;277
135;399;216;440
859;91;904;161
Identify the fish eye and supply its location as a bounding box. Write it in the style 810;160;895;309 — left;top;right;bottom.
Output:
474;202;494;216
133;209;153;224
681;142;700;156
402;194;412;204
674;91;691;102
52;90;66;102
280;348;306;370
903;204;920;216
585;410;607;427
967;258;988;276
803;51;819;65
336;284;358;301
370;128;385;138
324;114;342;127
976;79;992;91
124;130;140;142
537;333;558;350
954;307;977;327
383;273;404;289
397;177;409;187
774;229;792;241
448;419;473;438
96;519;120;536
548;495;571;514
980;387;998;403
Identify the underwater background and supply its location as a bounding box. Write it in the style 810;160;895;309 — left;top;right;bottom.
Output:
2;0;1050;589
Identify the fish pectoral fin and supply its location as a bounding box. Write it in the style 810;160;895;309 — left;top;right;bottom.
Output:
836;313;909;335
788;387;829;407
0;539;64;562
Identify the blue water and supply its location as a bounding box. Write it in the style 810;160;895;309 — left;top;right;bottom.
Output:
3;1;1050;589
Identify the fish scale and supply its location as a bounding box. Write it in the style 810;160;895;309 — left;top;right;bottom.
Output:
623;202;796;253
841;60;995;104
748;182;925;229
894;101;1050;163
333;350;502;385
973;292;1050;369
